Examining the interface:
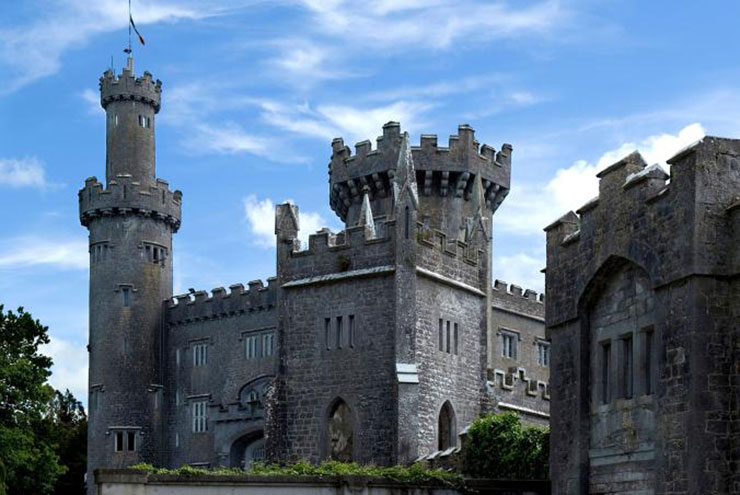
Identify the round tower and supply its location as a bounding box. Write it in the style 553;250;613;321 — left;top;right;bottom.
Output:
79;56;181;491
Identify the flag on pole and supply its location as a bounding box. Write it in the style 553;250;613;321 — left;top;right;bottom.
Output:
129;15;145;45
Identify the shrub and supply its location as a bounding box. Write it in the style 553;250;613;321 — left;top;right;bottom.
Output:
130;460;462;487
463;412;548;479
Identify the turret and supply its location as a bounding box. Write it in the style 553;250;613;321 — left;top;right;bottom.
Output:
80;56;180;494
100;56;162;185
329;123;511;242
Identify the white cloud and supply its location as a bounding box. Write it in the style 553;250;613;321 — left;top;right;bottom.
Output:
80;88;102;115
493;252;545;293
186;123;272;156
294;0;568;49
243;195;327;248
258;99;431;144
0;157;51;189
0;237;89;270
0;0;225;94
44;337;88;403
496;123;706;236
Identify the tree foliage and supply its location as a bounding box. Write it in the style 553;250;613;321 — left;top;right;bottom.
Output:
0;305;87;495
463;412;549;480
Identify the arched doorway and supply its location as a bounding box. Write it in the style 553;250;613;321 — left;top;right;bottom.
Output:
438;401;456;450
327;399;353;461
229;431;264;469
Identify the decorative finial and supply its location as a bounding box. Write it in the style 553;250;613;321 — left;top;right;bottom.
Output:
357;186;376;238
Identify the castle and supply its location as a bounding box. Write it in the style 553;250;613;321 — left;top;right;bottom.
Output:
80;58;549;490
546;143;740;493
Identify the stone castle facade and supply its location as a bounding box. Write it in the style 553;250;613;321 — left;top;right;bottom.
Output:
546;143;740;493
80;59;550;491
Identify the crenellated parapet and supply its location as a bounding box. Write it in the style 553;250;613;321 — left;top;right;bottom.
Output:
491;280;545;319
166;278;278;326
329;122;511;225
79;175;182;231
100;66;162;113
545;137;740;326
280;222;396;283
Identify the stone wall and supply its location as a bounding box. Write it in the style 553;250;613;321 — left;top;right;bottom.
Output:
545;137;740;494
489;280;549;424
95;470;551;495
163;282;278;469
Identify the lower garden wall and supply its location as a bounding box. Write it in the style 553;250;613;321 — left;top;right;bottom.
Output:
96;470;550;495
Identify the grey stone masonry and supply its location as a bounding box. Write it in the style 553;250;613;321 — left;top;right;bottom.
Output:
489;281;549;425
272;125;512;467
545;137;740;494
81;57;180;495
82;55;549;484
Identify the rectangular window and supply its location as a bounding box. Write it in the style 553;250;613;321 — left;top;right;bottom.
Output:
601;342;611;404
115;431;124;452
622;336;633;399
438;319;444;351
127;431;136;451
175;432;180;448
453;323;459;355
324;318;331;350
262;333;274;357
501;332;517;359
336;316;343;349
445;321;451;353
176;348;180;366
245;335;259;359
122;287;130;307
193;343;207;366
192;401;207;433
348;315;355;348
644;329;653;395
537;341;550;367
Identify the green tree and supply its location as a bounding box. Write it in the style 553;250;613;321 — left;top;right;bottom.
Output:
0;305;65;495
42;389;88;494
463;412;549;480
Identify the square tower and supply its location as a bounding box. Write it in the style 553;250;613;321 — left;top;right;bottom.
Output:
270;123;512;464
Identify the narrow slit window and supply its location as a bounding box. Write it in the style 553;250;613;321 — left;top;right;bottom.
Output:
453;323;459;355
601;342;611;404
404;206;410;239
644;329;653;395
115;431;124;452
439;319;444;351
122;287;130;307
348;315;355;348
445;321;451;353
622;336;633;399
127;431;136;451
336;316;343;349
324;318;331;350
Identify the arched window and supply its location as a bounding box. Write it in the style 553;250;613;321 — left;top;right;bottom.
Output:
327;399;353;462
438;401;456;450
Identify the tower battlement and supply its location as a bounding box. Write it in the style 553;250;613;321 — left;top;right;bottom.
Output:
79;175;182;231
329;123;511;224
544;136;740;326
279;221;396;282
167;278;278;327
100;64;162;113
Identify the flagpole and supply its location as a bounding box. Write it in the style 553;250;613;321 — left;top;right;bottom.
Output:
128;0;132;55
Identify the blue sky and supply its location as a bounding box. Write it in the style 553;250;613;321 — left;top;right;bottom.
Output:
1;0;739;402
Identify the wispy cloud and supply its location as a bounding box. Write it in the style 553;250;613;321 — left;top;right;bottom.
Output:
184;123;272;156
257;98;432;144
294;0;570;49
0;0;229;94
496;123;706;237
0;157;53;189
243;194;329;248
80;88;102;115
0;236;88;270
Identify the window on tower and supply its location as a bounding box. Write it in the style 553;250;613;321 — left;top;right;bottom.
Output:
138;115;150;128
